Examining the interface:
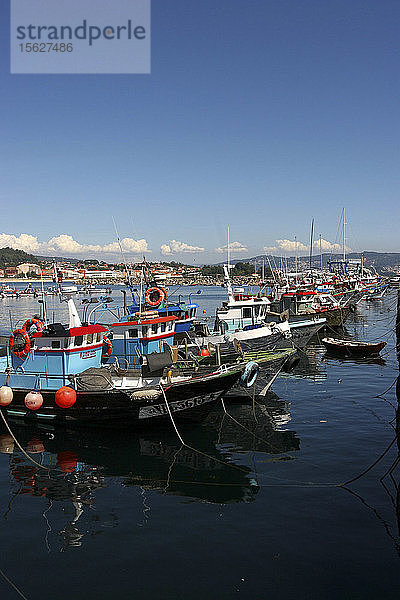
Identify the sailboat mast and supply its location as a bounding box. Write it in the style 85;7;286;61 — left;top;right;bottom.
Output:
342;207;346;263
319;234;323;271
309;218;314;272
227;226;230;269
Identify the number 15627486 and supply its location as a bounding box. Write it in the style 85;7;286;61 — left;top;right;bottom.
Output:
19;43;73;52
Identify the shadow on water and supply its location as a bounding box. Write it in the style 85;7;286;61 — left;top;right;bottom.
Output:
0;397;300;550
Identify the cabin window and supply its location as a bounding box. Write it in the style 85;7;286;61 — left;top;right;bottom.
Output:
51;340;61;349
87;334;94;344
161;322;166;333
152;324;158;334
243;307;252;318
96;332;102;343
129;329;138;338
64;339;69;349
75;336;83;346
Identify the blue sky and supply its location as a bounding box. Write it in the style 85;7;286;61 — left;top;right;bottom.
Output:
1;0;399;263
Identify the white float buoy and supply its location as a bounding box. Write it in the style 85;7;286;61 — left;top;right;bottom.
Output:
0;386;13;407
24;390;43;411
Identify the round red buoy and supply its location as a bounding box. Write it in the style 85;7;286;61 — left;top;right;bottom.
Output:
0;385;13;407
198;348;210;357
24;391;43;411
57;451;78;473
55;386;77;409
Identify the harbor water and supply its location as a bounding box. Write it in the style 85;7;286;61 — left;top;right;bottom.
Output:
0;285;399;599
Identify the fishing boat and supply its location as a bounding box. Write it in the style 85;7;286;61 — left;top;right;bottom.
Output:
274;290;354;327
212;265;326;349
321;337;386;358
0;289;257;428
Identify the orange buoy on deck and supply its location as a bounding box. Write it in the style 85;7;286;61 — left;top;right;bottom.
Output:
55;386;77;409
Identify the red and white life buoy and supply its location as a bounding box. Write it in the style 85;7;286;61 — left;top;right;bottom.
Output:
102;336;112;358
145;287;167;307
22;318;44;336
9;329;31;359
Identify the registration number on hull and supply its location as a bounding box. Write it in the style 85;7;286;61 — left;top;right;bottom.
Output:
138;395;215;420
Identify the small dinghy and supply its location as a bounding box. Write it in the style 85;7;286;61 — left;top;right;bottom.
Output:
321;337;386;358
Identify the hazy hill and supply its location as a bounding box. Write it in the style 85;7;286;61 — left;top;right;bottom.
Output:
217;252;400;272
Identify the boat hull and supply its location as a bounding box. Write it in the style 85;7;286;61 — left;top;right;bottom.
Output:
321;338;386;358
1;369;241;428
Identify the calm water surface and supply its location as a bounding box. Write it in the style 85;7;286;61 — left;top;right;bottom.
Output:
0;285;399;599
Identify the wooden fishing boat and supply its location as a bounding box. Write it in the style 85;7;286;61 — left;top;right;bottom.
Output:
321;337;386;358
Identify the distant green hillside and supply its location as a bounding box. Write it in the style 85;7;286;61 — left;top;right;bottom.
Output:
0;247;39;268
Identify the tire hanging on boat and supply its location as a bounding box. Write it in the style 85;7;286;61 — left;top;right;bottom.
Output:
240;361;259;388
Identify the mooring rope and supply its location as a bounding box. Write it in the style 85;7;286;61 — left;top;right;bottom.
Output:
0;567;29;600
338;436;398;487
0;408;50;471
159;384;249;474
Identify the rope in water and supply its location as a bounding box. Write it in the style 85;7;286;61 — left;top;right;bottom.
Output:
0;408;50;471
159;384;249;475
0;567;29;600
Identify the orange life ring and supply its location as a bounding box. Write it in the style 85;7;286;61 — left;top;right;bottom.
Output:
22;318;45;335
9;329;31;359
102;336;113;358
145;287;166;307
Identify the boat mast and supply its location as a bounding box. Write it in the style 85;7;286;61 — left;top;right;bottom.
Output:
40;267;48;326
309;218;314;273
319;234;323;271
342;207;346;263
224;226;234;302
295;236;298;286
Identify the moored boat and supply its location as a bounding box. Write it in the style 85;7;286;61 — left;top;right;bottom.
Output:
321;337;386;358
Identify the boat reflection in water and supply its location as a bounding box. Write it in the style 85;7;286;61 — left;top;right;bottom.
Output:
0;398;299;550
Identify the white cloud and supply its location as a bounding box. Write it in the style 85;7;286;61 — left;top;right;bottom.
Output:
160;244;172;256
103;238;150;254
0;232;150;256
47;235;103;254
0;233;41;253
263;238;351;254
313;238;350;252
161;240;205;255
216;241;248;254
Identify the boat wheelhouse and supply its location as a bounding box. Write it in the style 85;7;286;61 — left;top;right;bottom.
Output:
0;296;109;393
108;313;177;368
